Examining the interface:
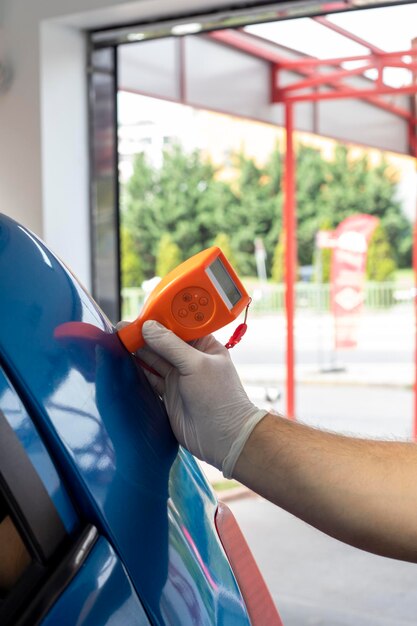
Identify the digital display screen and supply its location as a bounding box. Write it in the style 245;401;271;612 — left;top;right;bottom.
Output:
206;257;242;309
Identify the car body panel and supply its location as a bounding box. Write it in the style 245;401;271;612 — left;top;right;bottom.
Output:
41;537;151;626
0;214;251;624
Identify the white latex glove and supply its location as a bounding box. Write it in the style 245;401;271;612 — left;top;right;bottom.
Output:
138;320;268;478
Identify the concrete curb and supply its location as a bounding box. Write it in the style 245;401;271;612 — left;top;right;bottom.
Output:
242;377;413;390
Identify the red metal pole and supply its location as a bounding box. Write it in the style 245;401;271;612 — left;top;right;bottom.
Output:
412;37;417;441
277;48;417;70
313;15;385;55
278;63;374;95
284;102;296;420
282;82;417;104
413;221;417;440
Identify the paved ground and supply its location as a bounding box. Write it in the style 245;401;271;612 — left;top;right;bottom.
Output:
229;495;417;626
214;305;415;389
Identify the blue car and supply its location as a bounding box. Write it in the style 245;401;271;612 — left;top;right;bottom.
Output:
0;213;282;625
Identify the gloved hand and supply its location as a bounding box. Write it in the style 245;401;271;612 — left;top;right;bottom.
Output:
137;320;268;478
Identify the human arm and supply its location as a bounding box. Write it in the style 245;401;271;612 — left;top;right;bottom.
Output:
234;412;417;562
139;320;417;562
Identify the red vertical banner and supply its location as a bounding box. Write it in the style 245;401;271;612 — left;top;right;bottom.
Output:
331;214;379;349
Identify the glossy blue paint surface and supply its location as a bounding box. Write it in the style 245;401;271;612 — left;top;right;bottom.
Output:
41;537;151;626
0;214;251;624
0;365;78;533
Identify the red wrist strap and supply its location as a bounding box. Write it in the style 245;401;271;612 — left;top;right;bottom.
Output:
225;299;251;350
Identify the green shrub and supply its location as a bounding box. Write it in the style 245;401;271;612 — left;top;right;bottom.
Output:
120;226;143;288
366;223;396;282
313;219;333;283
212;232;239;269
272;231;285;283
155;233;182;277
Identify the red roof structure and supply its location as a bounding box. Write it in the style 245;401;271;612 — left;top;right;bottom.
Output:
118;7;417;428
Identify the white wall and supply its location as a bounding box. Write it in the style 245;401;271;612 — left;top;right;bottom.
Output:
0;0;261;288
40;23;90;285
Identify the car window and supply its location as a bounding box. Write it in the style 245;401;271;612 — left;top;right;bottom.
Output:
0;494;31;595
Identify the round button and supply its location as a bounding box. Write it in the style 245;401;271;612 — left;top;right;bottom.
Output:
172;287;213;328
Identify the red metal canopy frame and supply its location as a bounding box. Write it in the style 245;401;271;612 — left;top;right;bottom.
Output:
210;25;417;428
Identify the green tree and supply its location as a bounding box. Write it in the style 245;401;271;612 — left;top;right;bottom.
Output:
155;233;182;277
122;140;411;283
313;218;333;283
263;145;284;273
120;225;143;288
228;153;268;276
295;145;329;267
123;144;234;278
366;223;397;281
122;152;157;279
212;232;238;268
321;145;411;268
271;230;285;283
229;148;283;276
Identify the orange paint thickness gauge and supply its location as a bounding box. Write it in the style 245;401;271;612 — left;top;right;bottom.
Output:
118;247;250;353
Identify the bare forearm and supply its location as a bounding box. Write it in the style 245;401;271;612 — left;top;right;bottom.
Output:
234;413;417;562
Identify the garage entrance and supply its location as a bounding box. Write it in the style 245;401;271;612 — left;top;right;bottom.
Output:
89;2;417;419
